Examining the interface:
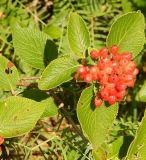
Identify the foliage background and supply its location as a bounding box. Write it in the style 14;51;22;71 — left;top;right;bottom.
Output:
0;0;146;159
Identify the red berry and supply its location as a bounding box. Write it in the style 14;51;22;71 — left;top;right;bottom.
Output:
100;75;108;84
99;47;108;58
97;71;104;80
105;83;116;89
133;68;139;75
125;74;134;82
84;73;93;83
112;60;119;68
125;80;135;87
94;96;102;108
104;67;113;74
116;83;126;91
101;57;111;63
117;90;126;100
121;52;132;61
119;59;129;65
90;66;99;74
126;62;136;73
77;66;88;75
0;136;4;145
100;88;109;100
90;50;99;59
108;88;118;96
119;74;127;81
108;95;117;105
113;54;121;61
97;61;105;70
92;74;99;80
110;45;119;54
108;75;118;83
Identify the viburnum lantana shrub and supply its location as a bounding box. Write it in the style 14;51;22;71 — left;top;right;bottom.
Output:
0;11;146;159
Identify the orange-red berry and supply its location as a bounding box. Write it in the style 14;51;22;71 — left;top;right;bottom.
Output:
0;136;4;145
110;45;119;54
94;96;102;108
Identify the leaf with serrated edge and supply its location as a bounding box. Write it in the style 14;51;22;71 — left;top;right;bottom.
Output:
13;27;57;69
126;110;146;159
0;56;19;91
107;12;145;58
77;86;118;149
38;56;79;90
0;96;45;138
67;12;90;58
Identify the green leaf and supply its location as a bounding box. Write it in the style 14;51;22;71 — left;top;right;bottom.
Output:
0;96;45;138
93;148;107;160
67;12;90;58
107;12;145;58
41;97;58;118
13;27;58;69
43;25;62;39
21;89;58;118
77;86;118;149
135;81;146;102
38;56;79;90
126;110;146;159
108;136;133;159
0;56;19;91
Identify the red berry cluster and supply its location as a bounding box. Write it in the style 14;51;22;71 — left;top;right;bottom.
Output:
75;45;139;108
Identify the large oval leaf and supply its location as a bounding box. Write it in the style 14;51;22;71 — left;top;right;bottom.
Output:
67;13;90;58
13;27;58;69
0;56;19;91
38;56;79;90
107;12;145;58
77;86;118;149
126;110;146;159
0;96;45;138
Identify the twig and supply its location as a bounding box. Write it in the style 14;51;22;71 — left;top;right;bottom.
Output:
20;76;40;81
49;90;88;142
17;82;38;88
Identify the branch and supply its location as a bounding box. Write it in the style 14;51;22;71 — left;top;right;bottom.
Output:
49;90;88;142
